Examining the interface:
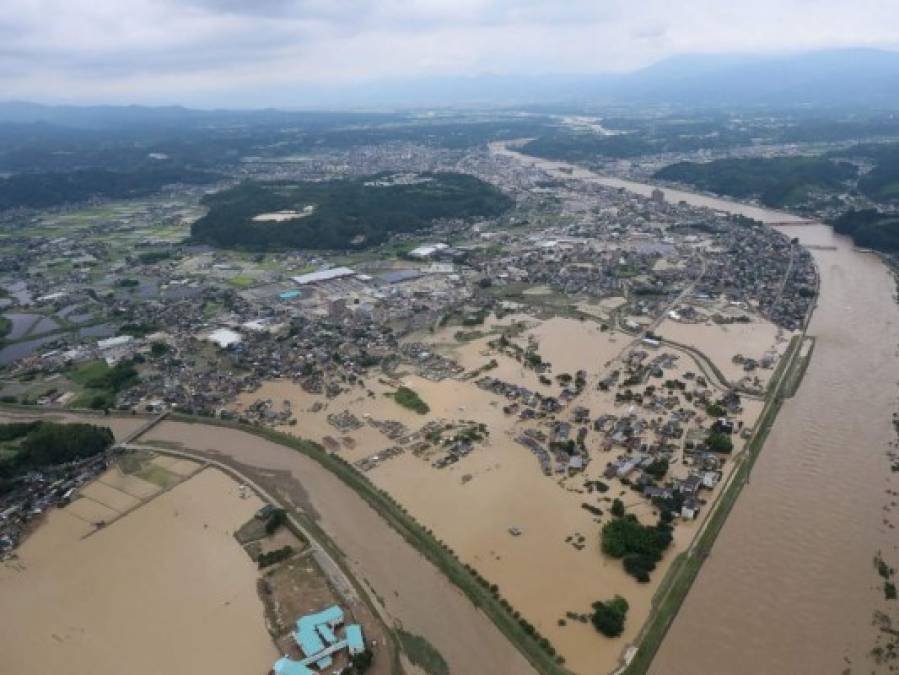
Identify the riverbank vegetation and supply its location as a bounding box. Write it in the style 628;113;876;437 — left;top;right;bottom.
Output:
396;629;450;675
829;209;899;254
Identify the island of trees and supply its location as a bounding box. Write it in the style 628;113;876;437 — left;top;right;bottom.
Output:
391;386;430;414
191;172;513;251
591;596;630;638
601;510;674;583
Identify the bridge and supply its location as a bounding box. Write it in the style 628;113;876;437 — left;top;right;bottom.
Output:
115;410;169;446
767;219;818;226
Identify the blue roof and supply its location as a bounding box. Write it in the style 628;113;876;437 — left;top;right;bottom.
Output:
318;622;337;645
295;606;344;658
279;290;302;300
346;624;364;652
273;657;316;675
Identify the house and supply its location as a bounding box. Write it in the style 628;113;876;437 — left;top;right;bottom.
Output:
644;486;674;500
681;497;700;519
567;455;585;474
616;457;641;478
678;475;702;496
701;471;721;489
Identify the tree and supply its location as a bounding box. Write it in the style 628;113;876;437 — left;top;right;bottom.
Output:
706;431;734;453
601;515;673;581
644;458;668;480
349;649;374;673
610;498;625;518
150;341;169;357
705;403;727;417
591;596;629;637
20;422;114;466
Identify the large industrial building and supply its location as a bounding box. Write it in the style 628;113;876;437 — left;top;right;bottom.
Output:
272;605;365;675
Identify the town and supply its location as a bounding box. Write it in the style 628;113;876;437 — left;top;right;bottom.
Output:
0;128;819;674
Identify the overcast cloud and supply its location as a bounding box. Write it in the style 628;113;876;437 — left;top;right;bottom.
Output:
2;0;898;106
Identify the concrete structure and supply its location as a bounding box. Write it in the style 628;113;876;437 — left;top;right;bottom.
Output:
205;328;242;348
292;267;355;286
408;243;448;259
96;335;133;351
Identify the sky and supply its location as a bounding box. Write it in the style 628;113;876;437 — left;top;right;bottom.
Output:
3;0;899;107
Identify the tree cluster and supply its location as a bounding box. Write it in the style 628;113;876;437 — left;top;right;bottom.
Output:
601;514;673;583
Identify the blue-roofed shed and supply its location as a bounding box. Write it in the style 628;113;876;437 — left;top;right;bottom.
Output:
273;656;317;675
346;624;365;655
295;606;344;657
318;622;337;645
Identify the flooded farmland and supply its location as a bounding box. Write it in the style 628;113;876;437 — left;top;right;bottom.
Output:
142;418;537;675
0;466;276;675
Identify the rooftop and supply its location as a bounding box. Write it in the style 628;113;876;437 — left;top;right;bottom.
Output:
292;267;356;285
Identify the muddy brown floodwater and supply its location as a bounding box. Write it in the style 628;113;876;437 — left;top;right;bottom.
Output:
143;420;536;675
653;224;899;675
495;143;899;674
0;467;276;675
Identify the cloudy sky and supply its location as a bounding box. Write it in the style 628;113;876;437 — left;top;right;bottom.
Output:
3;0;899;106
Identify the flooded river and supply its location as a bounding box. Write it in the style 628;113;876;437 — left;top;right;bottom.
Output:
494;143;899;674
653;223;899;675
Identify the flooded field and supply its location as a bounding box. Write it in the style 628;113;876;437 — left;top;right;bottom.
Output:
0;466;276;675
142;418;536;675
658;315;790;387
231;309;771;673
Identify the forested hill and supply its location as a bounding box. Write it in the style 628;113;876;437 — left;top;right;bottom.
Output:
652;157;858;208
0;167;220;211
829;209;899;255
190;172;512;250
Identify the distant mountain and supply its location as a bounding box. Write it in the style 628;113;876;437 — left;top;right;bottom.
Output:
330;48;899;108
0;101;400;129
2;48;898;112
613;49;899;106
